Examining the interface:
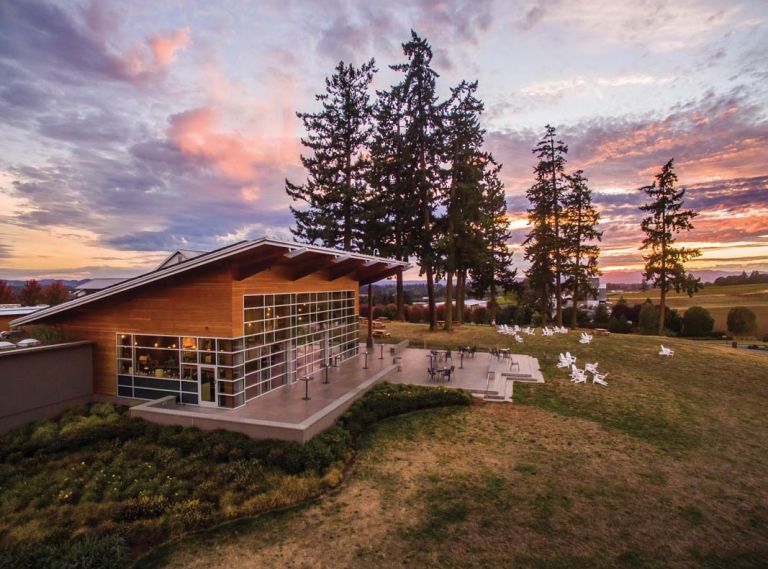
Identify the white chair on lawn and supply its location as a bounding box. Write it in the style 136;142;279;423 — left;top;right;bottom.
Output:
659;345;674;357
565;352;576;365
592;372;609;386
585;362;599;374
557;353;571;368
570;365;587;383
514;334;524;344
579;333;592;345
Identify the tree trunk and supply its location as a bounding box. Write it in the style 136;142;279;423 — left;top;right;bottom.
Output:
457;270;466;324
445;271;453;331
396;269;405;321
659;219;667;335
426;265;436;331
490;280;497;325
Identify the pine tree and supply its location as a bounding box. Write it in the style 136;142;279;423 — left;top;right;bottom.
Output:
390;31;445;331
286;59;377;251
523;125;568;324
562;170;602;328
470;157;517;324
368;85;411;320
639;159;702;334
440;80;485;331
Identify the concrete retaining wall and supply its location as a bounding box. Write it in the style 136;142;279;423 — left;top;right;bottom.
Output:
0;341;94;433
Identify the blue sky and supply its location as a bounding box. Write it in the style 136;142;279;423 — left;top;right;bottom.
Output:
0;0;766;282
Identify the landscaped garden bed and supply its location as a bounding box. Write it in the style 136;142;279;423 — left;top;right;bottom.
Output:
0;383;472;568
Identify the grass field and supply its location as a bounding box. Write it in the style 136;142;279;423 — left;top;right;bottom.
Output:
144;323;768;569
609;283;768;338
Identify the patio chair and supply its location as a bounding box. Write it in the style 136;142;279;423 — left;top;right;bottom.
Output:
659;345;674;357
592;372;608;386
570;365;587;384
585;362;599;373
427;367;437;382
443;365;455;382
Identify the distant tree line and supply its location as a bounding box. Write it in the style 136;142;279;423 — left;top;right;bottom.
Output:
0;279;70;306
286;31;515;332
713;271;768;286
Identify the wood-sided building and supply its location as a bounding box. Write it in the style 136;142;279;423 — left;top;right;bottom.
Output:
10;238;408;409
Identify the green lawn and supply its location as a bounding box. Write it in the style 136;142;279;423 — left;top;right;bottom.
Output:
147;323;768;568
609;282;768;337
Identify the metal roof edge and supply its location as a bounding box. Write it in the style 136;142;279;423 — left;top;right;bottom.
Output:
10;238;409;327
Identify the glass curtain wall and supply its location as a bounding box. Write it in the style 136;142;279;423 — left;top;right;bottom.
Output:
115;289;357;409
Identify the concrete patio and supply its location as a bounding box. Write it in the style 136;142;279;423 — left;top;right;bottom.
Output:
386;347;544;401
130;342;544;442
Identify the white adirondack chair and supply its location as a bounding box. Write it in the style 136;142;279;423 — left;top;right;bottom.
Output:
585;362;599;374
515;334;524;344
659;345;674;356
592;372;609;386
557;353;571;368
570;365;587;383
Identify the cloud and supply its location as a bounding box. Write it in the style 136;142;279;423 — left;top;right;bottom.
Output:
0;0;190;84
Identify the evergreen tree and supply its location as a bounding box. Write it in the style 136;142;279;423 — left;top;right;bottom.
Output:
440;80;486;331
368;85;411;320
562;169;602;328
469;157;517;324
286;59;377;251
639;159;702;334
523;125;568;325
389;31;445;331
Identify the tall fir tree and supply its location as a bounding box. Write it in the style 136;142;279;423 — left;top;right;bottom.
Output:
469;157;517;324
562;169;602;328
390;31;445;331
286;59;377;251
368;85;411;320
440;80;485;331
524;125;568;324
639;159;702;334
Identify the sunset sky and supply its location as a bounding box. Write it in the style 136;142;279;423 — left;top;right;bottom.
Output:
0;0;766;283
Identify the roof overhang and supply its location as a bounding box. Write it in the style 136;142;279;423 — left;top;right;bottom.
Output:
10;237;411;327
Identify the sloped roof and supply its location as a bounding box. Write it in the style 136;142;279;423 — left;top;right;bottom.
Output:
10;237;410;327
74;278;127;291
155;249;207;270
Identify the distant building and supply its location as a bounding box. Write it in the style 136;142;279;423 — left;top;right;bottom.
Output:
74;278;128;298
0;305;49;331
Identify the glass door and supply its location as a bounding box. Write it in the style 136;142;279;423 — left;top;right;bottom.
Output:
198;365;217;406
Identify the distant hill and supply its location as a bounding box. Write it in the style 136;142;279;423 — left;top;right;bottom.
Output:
3;279;85;290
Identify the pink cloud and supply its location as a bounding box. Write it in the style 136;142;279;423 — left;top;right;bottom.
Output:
113;27;191;81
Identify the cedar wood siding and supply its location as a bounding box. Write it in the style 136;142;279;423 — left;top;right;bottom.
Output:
41;265;233;396
36;262;359;396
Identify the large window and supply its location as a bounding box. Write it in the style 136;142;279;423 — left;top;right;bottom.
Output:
242;290;358;402
115;289;358;409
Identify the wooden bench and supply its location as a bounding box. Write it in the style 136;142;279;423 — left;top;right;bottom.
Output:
372;329;391;338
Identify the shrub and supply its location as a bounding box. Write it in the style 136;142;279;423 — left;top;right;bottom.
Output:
0;534;128;569
727;307;757;336
495;305;516;325
562;307;590;327
592;304;610;326
666;308;684;335
610;298;632;320
514;305;531;325
531;312;543;326
608;315;632;334
682;306;714;337
470;305;489;325
405;304;426;323
638;300;659;334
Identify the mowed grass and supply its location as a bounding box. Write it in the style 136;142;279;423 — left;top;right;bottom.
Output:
609;283;768;337
146;323;768;569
